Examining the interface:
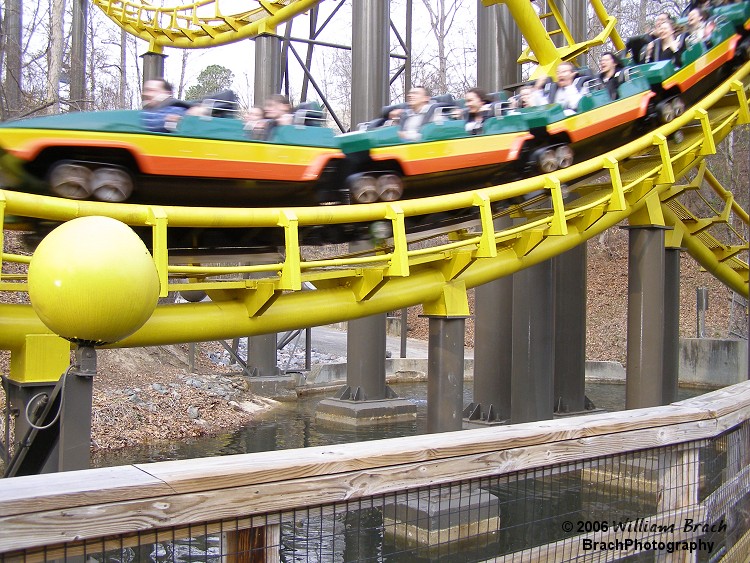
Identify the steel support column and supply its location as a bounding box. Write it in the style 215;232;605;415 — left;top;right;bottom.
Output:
553;243;587;414
511;260;555;423
251;35;283;373
317;0;405;423
663;247;681;404
467;215;513;424
254;34;283;104
141;53;166;83
69;0;88;111
626;227;667;409
469;278;512;424
57;346;95;472
477;0;521;91
347;313;388;400
317;0;414;423
426;316;466;433
247;333;279;377
350;0;389;126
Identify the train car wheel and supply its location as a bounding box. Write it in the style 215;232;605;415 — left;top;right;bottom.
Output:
555;145;574;169
658;100;674;124
347;174;379;204
90;167;134;202
376;173;404;202
538;148;559;173
671;97;685;118
49;162;93;199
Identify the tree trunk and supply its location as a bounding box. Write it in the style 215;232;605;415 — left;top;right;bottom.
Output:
4;0;23;118
47;0;65;114
119;28;127;107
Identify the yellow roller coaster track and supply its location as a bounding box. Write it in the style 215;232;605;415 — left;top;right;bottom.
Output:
1;62;748;351
0;0;748;360
91;0;323;51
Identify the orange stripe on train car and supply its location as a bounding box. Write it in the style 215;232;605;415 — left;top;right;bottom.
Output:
10;136;337;182
139;155;311;180
547;92;654;142
369;133;533;176
663;36;738;91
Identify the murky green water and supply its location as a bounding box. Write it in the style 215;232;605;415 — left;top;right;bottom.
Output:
92;381;704;467
88;381;711;562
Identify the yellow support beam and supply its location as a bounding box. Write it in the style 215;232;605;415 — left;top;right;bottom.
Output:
423;280;470;317
9;334;70;384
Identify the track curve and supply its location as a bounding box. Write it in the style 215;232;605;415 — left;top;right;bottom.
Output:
1;1;748;353
92;0;324;50
1;62;748;349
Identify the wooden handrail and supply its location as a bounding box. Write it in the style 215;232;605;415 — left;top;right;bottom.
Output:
0;381;749;553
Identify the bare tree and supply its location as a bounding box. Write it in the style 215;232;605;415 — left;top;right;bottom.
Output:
119;27;126;107
47;0;64;113
419;0;463;94
177;48;190;99
2;0;23;118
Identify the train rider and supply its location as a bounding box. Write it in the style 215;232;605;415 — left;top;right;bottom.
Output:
685;7;712;47
243;106;266;139
599;52;625;100
141;79;193;133
249;94;294;140
399;86;435;141
642;19;686;65
462;88;493;134
626;12;672;64
530;61;588;115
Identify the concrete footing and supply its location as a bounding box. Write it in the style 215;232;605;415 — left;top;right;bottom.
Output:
383;485;500;548
315;396;417;426
245;375;299;400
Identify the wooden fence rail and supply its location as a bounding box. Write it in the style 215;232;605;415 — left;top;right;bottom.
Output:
1;381;749;559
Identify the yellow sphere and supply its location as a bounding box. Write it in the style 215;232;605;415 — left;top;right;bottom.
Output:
28;217;160;344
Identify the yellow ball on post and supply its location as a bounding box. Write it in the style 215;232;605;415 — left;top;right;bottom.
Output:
28;216;160;345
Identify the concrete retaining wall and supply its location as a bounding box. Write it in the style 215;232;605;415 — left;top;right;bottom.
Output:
680;338;748;388
299;338;747;390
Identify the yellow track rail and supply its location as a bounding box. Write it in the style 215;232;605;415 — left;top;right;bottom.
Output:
92;0;323;51
0;0;748;355
1;63;748;350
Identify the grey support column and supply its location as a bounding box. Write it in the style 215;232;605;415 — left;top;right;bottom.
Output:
346;313;387;400
626;227;667;409
316;0;415;426
477;0;521;90
340;0;391;420
254;34;282;103
553;243;587;414
468;275;512;424
69;0;88;111
427;316;466;433
249;34;283;375
351;0;389;126
141;52;166;83
663;247;681;404
511;260;555;423
472;6;517;427
57;346;95;472
247;333;279;377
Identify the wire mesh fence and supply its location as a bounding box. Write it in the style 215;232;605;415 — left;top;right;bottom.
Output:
5;420;749;563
